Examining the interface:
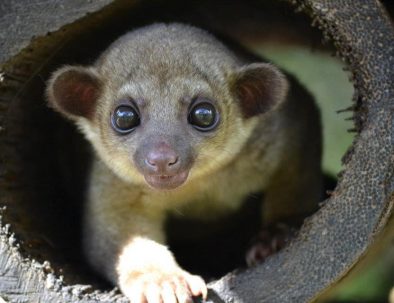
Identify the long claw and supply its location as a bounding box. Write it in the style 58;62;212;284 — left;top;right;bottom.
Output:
161;282;177;303
185;274;208;300
173;277;193;303
146;283;163;303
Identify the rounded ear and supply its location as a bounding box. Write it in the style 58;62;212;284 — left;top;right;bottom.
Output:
232;63;289;118
46;66;101;120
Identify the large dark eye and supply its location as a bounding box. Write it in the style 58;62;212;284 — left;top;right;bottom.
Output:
111;105;140;134
188;101;219;131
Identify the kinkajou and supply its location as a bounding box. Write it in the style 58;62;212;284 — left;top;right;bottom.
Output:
47;23;321;303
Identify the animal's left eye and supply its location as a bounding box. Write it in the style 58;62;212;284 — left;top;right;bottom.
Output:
188;101;219;131
111;105;140;134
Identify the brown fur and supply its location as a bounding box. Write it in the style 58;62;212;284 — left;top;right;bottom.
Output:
47;23;321;303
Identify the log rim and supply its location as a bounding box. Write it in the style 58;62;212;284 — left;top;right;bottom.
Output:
0;0;393;302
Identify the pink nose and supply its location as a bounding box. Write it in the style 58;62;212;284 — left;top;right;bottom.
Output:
145;148;179;173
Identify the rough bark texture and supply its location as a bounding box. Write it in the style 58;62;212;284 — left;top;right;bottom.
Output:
0;1;113;64
0;0;393;302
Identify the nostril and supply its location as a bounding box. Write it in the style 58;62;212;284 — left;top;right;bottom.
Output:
145;149;179;171
145;158;157;167
168;156;178;166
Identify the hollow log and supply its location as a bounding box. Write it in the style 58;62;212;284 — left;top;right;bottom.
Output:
0;0;393;302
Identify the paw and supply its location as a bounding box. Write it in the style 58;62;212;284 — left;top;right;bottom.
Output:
246;223;295;267
120;269;207;303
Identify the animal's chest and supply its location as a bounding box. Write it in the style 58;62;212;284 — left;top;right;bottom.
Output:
171;149;275;220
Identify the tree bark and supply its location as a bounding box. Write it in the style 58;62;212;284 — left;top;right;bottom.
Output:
0;0;393;302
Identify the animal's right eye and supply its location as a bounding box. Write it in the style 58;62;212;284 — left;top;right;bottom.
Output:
111;105;140;134
188;100;219;131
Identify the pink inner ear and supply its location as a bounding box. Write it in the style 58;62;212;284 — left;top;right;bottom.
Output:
53;70;100;118
236;75;275;118
71;82;97;113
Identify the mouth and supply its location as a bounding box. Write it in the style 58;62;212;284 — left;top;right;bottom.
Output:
144;171;189;190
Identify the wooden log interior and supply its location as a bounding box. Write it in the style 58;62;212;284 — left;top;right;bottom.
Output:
0;1;392;302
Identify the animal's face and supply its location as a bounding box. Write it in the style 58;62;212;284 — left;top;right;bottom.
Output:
79;68;253;190
46;24;288;190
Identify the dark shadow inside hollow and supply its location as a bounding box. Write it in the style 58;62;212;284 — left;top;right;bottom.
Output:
382;0;394;18
2;0;340;289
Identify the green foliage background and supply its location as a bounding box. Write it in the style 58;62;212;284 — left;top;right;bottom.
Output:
257;46;354;176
